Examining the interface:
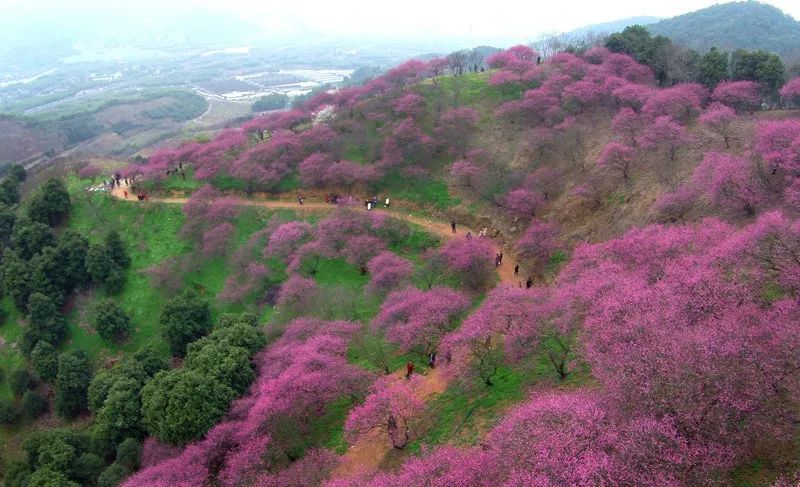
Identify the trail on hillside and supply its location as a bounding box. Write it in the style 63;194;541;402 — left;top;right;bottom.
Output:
109;184;518;475
109;185;519;285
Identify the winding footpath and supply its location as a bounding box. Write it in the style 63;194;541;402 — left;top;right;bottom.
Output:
108;184;518;476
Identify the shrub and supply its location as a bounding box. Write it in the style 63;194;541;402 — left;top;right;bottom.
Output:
93;300;132;342
21;390;48;419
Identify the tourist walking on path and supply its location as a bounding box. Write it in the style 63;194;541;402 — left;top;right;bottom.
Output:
405;362;414;379
514;264;519;276
451;221;456;234
428;352;436;368
526;277;533;289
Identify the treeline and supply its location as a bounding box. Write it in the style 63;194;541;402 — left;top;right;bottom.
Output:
0;172;266;486
606;25;786;100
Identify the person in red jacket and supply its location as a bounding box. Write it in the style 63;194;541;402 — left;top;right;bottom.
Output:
405;361;414;379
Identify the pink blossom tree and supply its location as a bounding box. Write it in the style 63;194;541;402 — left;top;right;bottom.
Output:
523;166;562;201
276;274;318;312
298;152;333;187
366;251;414;295
699;103;737;149
712;80;760;112
691;151;765;216
597;141;635;180
372;286;470;356
342;234;386;274
392;93;426;119
439;237;496;290
642;83;705;121
264;221;314;261
515;220;559;275
503;188;545;218
780;76;800;107
436;107;480;157
201;222;235;257
638;115;693;161
611;107;644;146
344;376;425;449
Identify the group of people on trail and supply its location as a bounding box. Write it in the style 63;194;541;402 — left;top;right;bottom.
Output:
494;252;504;267
404;351;441;380
365;196;390;211
296;193;305;205
165;162;186;180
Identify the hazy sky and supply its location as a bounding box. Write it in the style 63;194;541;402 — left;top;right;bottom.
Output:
4;0;800;45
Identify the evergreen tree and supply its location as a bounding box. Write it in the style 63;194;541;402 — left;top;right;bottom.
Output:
159;289;212;356
105;230;130;269
31;341;59;382
27;178;71;226
93;299;132;342
55;351;92;418
23;293;68;354
698;47;729;88
0;177;20;206
11;220;55;260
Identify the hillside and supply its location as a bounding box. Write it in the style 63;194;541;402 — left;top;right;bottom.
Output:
648;1;800;56
1;42;800;487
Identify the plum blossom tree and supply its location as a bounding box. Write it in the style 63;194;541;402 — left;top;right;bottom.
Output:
780;76;800;107
344;376;425;449
754;119;800;175
699;103;737;149
597;141;635;180
642;83;705;121
515;220;559;275
373;287;470;356
611;107;644;146
201;223;234;257
523;166;562;201
503;188;545;218
298;153;333;187
342;235;385;274
276;275;318;312
638;116;693;161
264;221;314;261
392;93;426;119
712;80;760;112
366;251;413;295
691;151;765;216
612;82;654;112
436;107;480;157
652;185;698;223
439;238;495;290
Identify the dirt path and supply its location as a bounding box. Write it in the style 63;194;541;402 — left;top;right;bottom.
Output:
109;183;519;476
110;185;519;285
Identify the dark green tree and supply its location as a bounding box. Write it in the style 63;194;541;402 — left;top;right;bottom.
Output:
730;49;785;98
73;453;104;486
27;468;80;487
22;293;68;354
27;178;71;226
1;249;33;309
55;230;90;291
140;369;234;445
0;177;20;206
697;47;729;88
11;220;54;260
31;341;59;381
21;390;48;419
9;368;32;397
105;230;130;269
205;322;267;355
23;293;67;354
93;300;132;342
159;289;212;356
9;164;27;183
185;341;254;395
96;376;146;441
4;459;32;487
97;462;127;487
131;344;169;378
29;246;68;305
0;203;17;246
0;396;20;424
115;438;142;470
86;243;125;294
55;351;92;419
